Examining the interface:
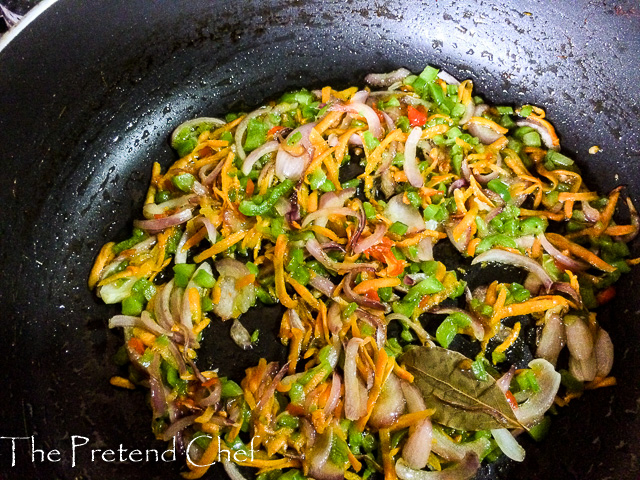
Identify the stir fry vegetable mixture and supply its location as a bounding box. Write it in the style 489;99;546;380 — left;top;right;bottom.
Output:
90;65;639;480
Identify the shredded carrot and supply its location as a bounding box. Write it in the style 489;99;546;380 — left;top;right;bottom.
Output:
392;359;414;383
558;192;598;202
193;230;246;262
274;235;298;309
286;274;320;310
453;203;479;242
188;287;201;324
110;376;135;390
502;295;574;319
467;116;509;134
394;228;447;247
388;409;436;432
585;376;617;389
357;349;391;430
88;242;115;289
315;110;344;135
181;227;208;253
467;237;481;257
236;274;256;290
545;233;616;272
494;322;521;353
321;86;331;104
352;277;401;294
183;433;220;478
379;428;397;480
485;280;499;306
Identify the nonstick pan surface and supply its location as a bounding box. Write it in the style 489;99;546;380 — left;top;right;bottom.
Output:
0;1;639;479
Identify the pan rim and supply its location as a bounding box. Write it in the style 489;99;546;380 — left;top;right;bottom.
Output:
0;0;60;52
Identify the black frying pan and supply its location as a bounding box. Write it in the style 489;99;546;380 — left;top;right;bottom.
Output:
1;1;639;479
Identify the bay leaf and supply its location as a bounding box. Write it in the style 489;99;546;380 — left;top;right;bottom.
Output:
399;346;523;431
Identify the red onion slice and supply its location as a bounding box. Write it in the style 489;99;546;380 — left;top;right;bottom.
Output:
458;101;475;126
134;208;193;234
402;418;433;470
471;249;553;290
431;428;491;463
222;459;249;480
536;312;565;366
594;328;614;377
309;275;337;298
161;414;199;441
404;126;424;187
143;194;197;219
582;200;600;223
615;197;639;242
235;106;272;160
516;117;560;151
385;194;426;233
241;140;279;175
343;271;385;310
330;102;383;138
569;354;596;382
496;366;515;394
539;233;589;272
564;315;593;361
369;373;406;428
354;222;388;254
306;238;377;273
324;373;342;416
467;122;503;145
365;68;412;87
344;337;368;420
301;206;359;228
513;359;561;426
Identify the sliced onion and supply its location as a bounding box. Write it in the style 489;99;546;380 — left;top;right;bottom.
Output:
458;101;475;126
564;314;593;361
594;328;614;377
448;178;469;195
343;271;385;310
539;233;589;272
193;215;217;244
134;208;193;234
354;222;388;254
437;70;461;85
549;282;583;308
404;127;424;187
513;358;561;426
235;106;272;160
369;373;406;428
582;200;600;223
385;194;426;233
213;259;255;321
143;194;197;218
155;280;175;330
324;373;342;416
302;206;359;229
161;414;199;441
319;187;356;209
516;117;560;151
382;111;396;131
275;148;309;182
310;275;337;298
402;418;433;469
467;122;503;145
365;68;412;87
472;153;502;184
241;140;279;175
471;249;553;290
536;312;566;366
416;236;434;262
401;380;427;413
174;228;190;264
446;222;472;253
307;427;346;480
569;354;596;382
496;366;515;394
327;302;343;335
306;238;377;274
490;429;525;462
344;338;368;420
330;102;383;138
431;428;491;462
230;319;253;350
171;117;225;146
381;167;397;197
396;453;480;480
256;362;289;412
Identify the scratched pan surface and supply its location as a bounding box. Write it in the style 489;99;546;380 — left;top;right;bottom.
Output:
0;0;639;479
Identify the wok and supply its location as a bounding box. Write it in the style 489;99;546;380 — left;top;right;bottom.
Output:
0;1;638;479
